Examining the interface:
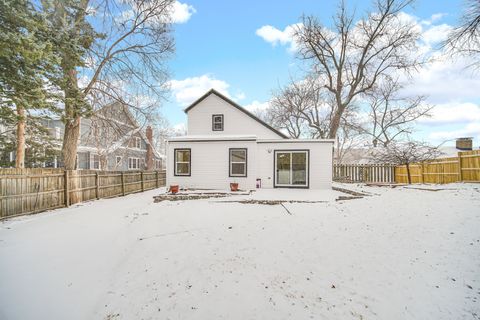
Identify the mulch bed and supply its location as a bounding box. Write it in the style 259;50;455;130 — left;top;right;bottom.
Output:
332;186;369;197
217;199;327;205
153;191;251;203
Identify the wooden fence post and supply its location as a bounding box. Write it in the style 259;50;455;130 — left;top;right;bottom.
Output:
155;171;159;188
95;172;100;199
64;170;70;207
121;172;125;196
458;152;463;182
141;172;144;192
420;163;424;184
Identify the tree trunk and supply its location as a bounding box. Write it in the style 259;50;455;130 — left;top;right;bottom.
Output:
15;105;26;168
62;116;81;170
406;162;411;184
61;68;82;170
328;102;345;139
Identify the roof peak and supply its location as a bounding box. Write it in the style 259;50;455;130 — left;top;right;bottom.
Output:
183;88;288;139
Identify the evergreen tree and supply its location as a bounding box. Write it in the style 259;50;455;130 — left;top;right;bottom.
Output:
0;0;59;167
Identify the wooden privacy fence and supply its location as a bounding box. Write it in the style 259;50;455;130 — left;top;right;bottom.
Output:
395;150;480;184
333;164;396;183
0;168;166;219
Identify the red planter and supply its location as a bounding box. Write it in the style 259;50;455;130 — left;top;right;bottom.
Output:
230;183;239;192
169;185;179;194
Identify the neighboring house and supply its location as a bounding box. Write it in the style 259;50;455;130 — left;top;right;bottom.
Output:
4;102;165;170
437;137;476;157
166;89;334;190
337;137;477;164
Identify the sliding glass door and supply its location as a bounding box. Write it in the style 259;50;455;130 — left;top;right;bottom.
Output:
274;150;309;187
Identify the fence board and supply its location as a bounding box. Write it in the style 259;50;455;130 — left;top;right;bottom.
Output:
0;169;166;219
333;164;396;183
395;150;480;184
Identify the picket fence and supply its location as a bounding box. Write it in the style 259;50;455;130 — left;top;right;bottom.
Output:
333;163;396;183
0;168;166;219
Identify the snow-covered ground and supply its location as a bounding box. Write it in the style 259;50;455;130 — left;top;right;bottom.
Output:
0;184;479;320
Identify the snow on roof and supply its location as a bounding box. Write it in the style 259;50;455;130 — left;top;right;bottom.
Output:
258;138;335;143
437;146;478;158
168;135;335;143
168;135;258;141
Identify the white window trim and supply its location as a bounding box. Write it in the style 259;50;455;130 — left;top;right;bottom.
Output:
92;154;101;170
128;157;140;170
135;137;141;149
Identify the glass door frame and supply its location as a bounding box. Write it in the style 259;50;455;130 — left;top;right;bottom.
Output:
273;150;310;188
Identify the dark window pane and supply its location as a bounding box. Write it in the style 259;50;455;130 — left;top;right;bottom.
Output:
176;150;190;162
231;163;245;175
276;152;291;184
292;152;307;185
231;150;246;162
176;163;190;174
77;152;89;169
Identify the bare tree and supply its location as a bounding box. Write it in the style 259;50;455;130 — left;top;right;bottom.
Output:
266;76;367;162
43;0;175;169
372;140;441;183
268;77;333;139
294;0;422;139
444;0;480;70
361;78;432;147
152;118;186;156
334;123;366;164
264;102;306;139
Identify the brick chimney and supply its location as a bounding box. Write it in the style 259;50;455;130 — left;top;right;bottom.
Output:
146;126;154;170
456;137;473;151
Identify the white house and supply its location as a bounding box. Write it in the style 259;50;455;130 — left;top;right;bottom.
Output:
166;89;334;190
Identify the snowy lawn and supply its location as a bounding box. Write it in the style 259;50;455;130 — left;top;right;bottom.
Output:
0;184;479;320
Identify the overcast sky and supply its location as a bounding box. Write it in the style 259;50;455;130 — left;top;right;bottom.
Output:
161;0;480;146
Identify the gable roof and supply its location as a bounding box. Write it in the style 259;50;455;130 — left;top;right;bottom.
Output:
94;101;164;158
183;89;288;139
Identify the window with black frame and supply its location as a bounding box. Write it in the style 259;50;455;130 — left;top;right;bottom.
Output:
229;148;247;177
175;149;191;176
212;114;224;131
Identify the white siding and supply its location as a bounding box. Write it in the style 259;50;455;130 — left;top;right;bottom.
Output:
167;140;333;190
187;94;283;139
256;142;333;189
167;140;257;190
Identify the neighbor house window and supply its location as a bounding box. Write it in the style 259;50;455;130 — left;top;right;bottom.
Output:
212;114;224;131
116;156;122;165
155;159;162;169
93;154;100;169
128;157;140;170
174;149;191;176
229;148;247;177
130;137;141;149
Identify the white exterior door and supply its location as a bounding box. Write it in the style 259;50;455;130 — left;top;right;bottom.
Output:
274;150;309;188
